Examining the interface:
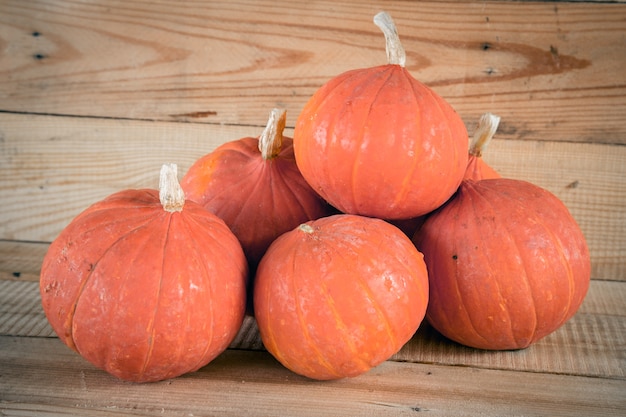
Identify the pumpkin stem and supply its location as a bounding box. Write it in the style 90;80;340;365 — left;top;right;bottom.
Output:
258;108;287;160
299;223;315;234
373;11;406;67
159;163;185;212
469;112;501;157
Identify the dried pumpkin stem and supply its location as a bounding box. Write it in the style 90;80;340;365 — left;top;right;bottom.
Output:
373;11;406;67
299;224;315;234
159;163;185;212
258;108;287;160
469;112;501;157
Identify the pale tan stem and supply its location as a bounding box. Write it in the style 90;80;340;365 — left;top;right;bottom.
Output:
373;11;406;67
159;163;185;212
469;113;501;157
299;224;315;234
258;108;287;160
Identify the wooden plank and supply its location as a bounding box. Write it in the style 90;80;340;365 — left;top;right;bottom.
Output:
0;1;624;144
0;240;48;282
2;278;624;379
1;113;624;280
0;336;624;417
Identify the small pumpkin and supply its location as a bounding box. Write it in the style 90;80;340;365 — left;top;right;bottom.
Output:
413;178;590;350
464;112;501;181
294;12;468;219
254;214;429;380
181;108;334;270
40;164;248;382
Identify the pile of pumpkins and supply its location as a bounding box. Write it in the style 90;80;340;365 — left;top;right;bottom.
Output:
39;12;590;383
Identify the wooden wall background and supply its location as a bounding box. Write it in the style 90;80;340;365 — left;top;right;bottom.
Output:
1;0;624;284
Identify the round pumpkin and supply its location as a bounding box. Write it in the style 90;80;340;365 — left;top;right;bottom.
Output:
40;164;248;382
293;12;468;219
181;108;334;270
254;214;429;380
464;112;501;181
413;178;591;350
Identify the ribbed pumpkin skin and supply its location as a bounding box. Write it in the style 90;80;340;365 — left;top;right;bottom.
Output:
294;64;469;219
464;155;500;181
40;189;248;382
413;179;591;350
254;214;429;380
181;137;333;268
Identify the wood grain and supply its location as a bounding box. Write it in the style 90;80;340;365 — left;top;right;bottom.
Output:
1;1;624;144
1;113;624;280
1;335;625;417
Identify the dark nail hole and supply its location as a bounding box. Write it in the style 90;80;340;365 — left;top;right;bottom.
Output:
13;272;21;278
34;53;46;60
32;31;41;37
482;42;492;51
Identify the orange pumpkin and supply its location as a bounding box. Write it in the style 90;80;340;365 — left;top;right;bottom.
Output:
40;164;248;382
181;108;334;270
464;112;501;181
413;178;590;350
293;12;468;219
254;214;429;380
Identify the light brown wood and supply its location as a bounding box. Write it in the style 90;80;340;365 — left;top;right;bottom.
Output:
1;1;624;144
1;335;625;417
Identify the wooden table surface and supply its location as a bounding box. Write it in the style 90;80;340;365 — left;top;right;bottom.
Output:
1;1;625;416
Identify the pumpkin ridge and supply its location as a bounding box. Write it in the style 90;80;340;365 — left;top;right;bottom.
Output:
289;234;342;378
320;234;385;372
70;204;159;239
176;213;219;372
332;236;399;361
186;142;261;205
200;160;269;248
427;186;505;348
182;206;249;282
257;251;285;368
429;206;493;348
494;192;548;346
533;219;576;329
414;79;466;206
318;274;373;373
270;157;321;220
390;69;425;209
182;138;259;207
137;213;171;379
465;184;523;347
312;70;367;211
351;66;398;214
68;210;164;351
72;215;164;376
500;186;578;337
295;68;374;209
